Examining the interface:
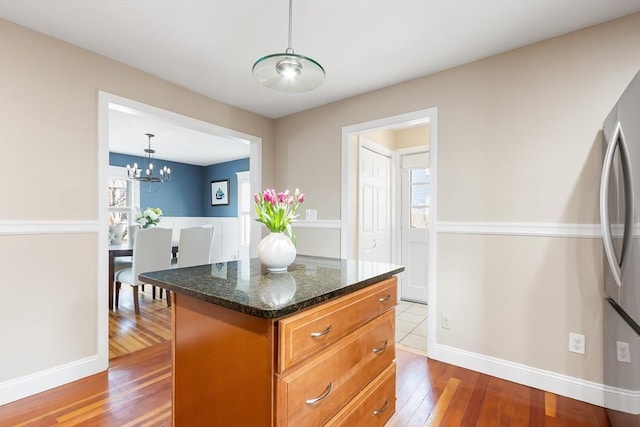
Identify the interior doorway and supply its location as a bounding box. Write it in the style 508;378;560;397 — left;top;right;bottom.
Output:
341;107;437;356
98;92;263;362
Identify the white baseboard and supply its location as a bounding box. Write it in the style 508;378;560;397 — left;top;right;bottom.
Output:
0;354;106;405
604;384;640;415
429;342;639;413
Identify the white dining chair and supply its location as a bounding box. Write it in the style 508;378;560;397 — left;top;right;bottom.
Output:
114;227;173;315
173;226;214;268
109;225;133;291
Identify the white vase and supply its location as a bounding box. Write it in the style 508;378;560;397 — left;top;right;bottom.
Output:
257;232;296;272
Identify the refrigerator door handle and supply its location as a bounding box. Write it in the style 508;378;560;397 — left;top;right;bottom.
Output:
600;121;635;288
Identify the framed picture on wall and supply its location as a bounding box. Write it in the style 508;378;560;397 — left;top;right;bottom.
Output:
211;179;230;206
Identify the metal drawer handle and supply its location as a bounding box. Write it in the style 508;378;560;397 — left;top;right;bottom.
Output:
305;382;332;405
373;340;388;354
310;325;332;338
378;295;391;303
373;399;390;416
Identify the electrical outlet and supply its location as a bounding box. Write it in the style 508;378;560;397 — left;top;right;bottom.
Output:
616;341;631;363
569;333;585;354
441;314;451;330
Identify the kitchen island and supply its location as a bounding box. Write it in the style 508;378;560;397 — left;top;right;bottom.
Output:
140;257;404;427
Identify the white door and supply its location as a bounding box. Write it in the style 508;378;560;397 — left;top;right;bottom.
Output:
358;146;391;263
400;152;429;303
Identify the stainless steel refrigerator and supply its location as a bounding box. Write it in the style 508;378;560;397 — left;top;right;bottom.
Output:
601;70;640;426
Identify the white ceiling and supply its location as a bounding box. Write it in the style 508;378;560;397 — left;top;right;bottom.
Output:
108;106;250;166
1;0;639;164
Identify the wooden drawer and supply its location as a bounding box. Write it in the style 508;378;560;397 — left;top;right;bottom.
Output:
277;277;396;372
276;309;395;427
325;363;396;427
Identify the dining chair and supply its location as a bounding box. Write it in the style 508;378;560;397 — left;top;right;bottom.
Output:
110;225;133;288
174;226;215;268
114;227;173;315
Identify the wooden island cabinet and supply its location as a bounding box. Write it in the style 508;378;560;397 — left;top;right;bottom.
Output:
140;257;404;427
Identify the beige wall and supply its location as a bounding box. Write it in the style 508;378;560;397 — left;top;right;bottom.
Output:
0;18;275;390
275;13;640;386
360;129;396;149
395;125;429;150
1;10;639;404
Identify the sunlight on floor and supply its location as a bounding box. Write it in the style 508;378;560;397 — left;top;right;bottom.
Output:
396;300;427;355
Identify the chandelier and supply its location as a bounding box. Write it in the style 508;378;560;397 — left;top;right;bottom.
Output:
126;133;171;184
252;0;325;92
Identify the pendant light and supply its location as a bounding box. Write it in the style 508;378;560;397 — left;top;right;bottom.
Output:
252;0;325;92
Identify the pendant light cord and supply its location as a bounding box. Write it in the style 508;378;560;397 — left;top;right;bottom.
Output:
286;0;294;54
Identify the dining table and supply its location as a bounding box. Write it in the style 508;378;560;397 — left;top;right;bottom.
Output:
108;242;178;310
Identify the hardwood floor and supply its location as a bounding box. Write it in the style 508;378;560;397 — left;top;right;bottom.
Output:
0;298;611;426
109;285;172;359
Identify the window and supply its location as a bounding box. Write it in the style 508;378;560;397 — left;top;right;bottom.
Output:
108;166;139;226
409;168;429;228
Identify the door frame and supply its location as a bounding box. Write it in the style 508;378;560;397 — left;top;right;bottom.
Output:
98;91;262;364
340;107;437;357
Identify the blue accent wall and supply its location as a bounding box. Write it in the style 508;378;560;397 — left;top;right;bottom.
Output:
109;153;248;217
203;158;250;217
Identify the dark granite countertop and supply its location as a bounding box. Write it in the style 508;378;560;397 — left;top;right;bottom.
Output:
139;256;404;319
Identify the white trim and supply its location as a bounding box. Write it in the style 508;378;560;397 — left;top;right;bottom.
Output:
0;354;102;405
605;384;640;415
395;144;429;156
341;109;435;259
429;343;610;408
97;91;263;397
291;220;341;229
438;221;602;238
0;220;99;235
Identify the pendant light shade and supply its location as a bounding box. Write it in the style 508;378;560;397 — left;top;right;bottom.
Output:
252;0;325;92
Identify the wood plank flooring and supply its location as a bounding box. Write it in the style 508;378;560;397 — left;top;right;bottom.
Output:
109;285;172;359
0;346;611;426
0;293;611;426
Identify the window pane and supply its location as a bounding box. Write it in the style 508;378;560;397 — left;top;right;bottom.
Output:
411;184;429;206
108;179;129;208
410;207;429;228
411;169;429;184
108;211;129;225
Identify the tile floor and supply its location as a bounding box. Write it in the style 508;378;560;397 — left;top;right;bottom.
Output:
395;300;428;355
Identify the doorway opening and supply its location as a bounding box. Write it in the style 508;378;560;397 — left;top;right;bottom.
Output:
98;92;262;362
341;107;437;356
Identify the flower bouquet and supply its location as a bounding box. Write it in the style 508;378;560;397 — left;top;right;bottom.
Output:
135;207;163;228
254;188;305;244
254;189;305;272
